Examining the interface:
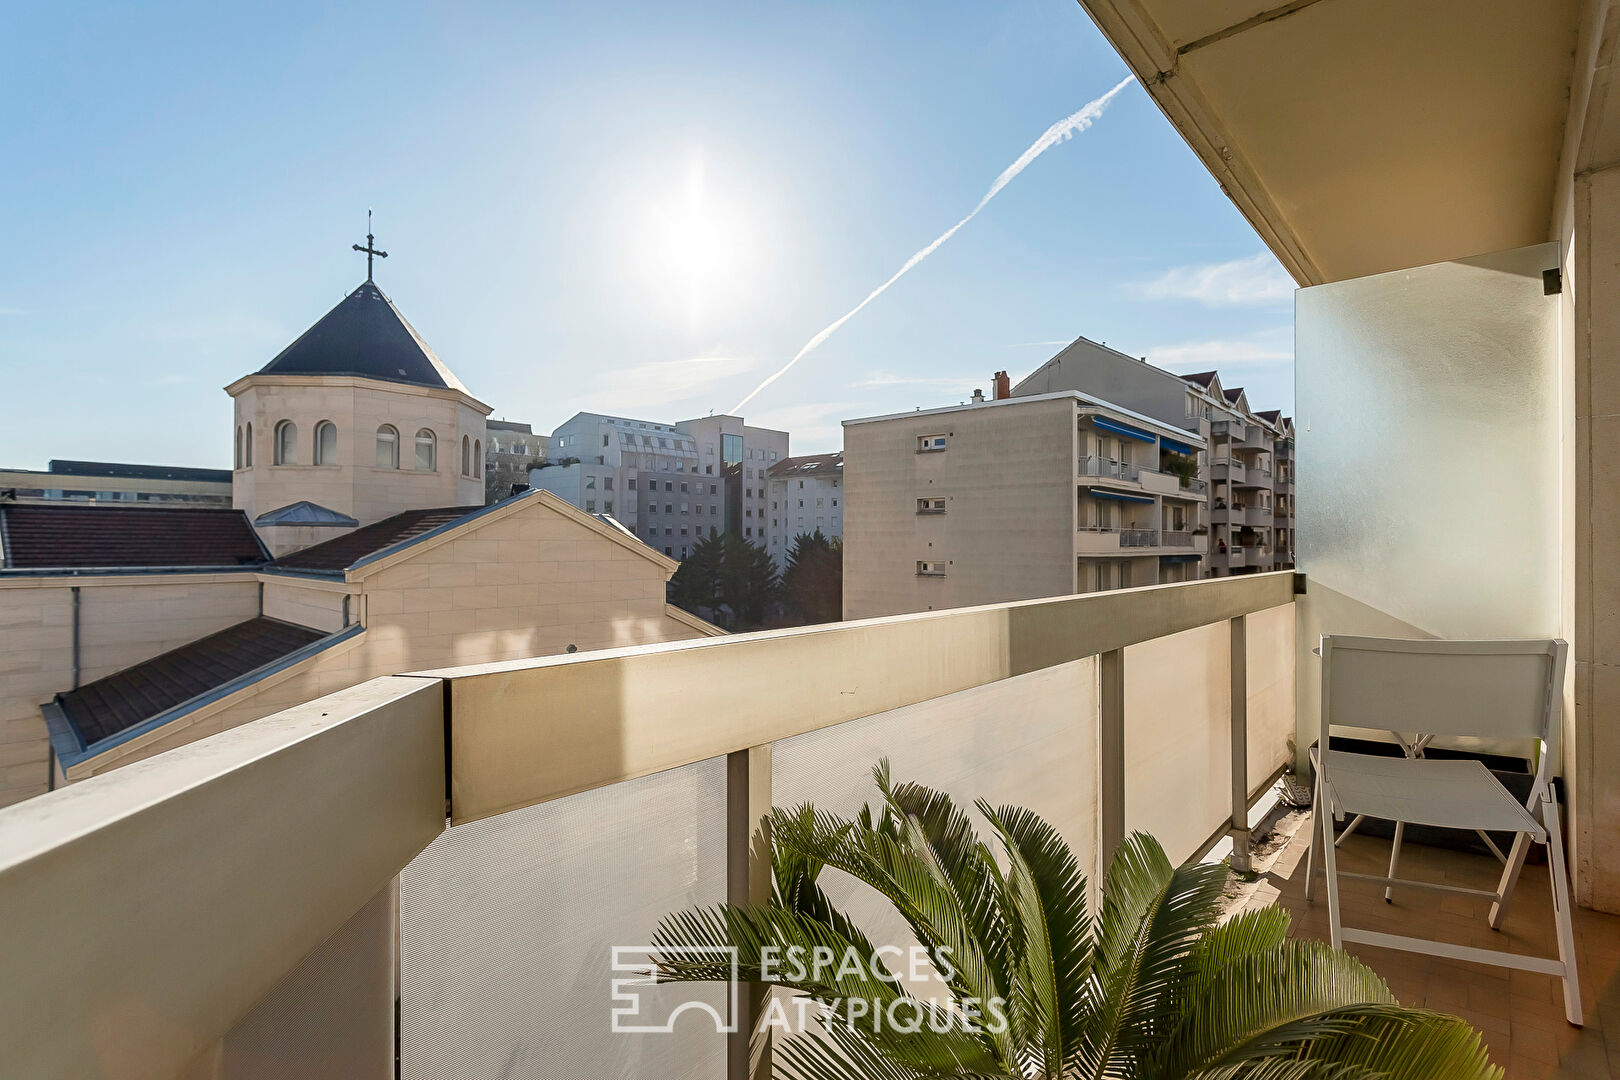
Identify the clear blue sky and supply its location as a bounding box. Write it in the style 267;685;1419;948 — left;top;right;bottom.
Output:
0;0;1294;466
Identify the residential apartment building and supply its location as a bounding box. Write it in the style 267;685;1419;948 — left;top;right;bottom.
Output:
0;460;233;507
842;390;1207;619
765;452;843;568
1013;338;1296;575
483;420;548;502
528;412;788;560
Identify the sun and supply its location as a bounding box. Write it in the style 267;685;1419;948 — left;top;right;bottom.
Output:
642;154;751;330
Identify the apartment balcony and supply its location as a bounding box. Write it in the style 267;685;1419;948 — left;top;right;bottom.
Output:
1212;458;1247;484
1246;505;1273;528
1076;525;1160;553
1;575;1306;1080
1160;530;1209;553
1141;468;1205;499
1220;545;1247;568
1078;455;1142;484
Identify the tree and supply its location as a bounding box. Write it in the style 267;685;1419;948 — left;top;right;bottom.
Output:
668;533;778;630
718;533;778;629
781;531;842;625
669;532;725;617
653;762;1499;1080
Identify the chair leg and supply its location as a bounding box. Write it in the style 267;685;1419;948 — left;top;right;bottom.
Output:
1488;832;1530;930
1334;813;1366;847
1320;803;1343;949
1542;788;1583;1026
1384;821;1405;903
1304;769;1323;903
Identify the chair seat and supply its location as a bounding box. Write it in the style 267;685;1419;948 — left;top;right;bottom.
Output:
1317;750;1544;840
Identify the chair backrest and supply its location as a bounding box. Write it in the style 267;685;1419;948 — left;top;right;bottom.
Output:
1320;635;1567;772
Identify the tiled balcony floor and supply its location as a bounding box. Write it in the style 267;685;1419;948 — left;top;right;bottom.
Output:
1243;814;1620;1078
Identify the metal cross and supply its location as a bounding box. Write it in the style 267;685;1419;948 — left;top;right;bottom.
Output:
352;210;388;281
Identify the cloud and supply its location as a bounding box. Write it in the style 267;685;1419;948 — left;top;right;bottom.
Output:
746;400;862;454
855;370;985;391
731;75;1135;413
582;355;756;415
1146;328;1293;373
1135;253;1293;307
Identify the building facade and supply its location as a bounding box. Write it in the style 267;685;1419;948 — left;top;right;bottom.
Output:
528;412;788;560
0;460;233;506
1012;338;1295;575
766;452;844;569
484;419;547;503
841;391;1207;620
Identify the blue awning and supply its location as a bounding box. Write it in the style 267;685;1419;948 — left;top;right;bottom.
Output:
1091;416;1156;443
1160;436;1196;456
1087;489;1155;505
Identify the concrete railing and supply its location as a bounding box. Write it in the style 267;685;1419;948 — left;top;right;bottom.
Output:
0;573;1299;1080
1079;455;1142;482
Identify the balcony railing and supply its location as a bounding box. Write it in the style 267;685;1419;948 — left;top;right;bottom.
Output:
0;574;1299;1079
1162;530;1196;547
1079;455;1142;482
1213;458;1247;484
1120;528;1159;547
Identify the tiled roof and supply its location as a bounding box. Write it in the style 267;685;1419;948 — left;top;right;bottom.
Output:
1225;386;1246;402
769;452;844;478
0;504;266;571
258;281;470;393
1180;371;1218;388
53;617;326;748
1254;409;1282;423
271;505;483;572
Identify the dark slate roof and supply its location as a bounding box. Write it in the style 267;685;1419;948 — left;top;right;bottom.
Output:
1254;409;1282;423
1225;386;1246;402
487;419;533;434
254;501;360;528
53;617;326;748
258;281;470;392
1180;371;1218;388
769;452;844;479
272;505;483;572
0;504;267;571
48;460;232;483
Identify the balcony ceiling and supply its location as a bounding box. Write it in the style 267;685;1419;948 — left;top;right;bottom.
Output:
1079;0;1586;283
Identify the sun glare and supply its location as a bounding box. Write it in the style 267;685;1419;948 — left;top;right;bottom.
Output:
642;153;752;331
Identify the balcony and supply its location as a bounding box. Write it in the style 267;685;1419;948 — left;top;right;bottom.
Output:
1079;455;1142;483
1246;505;1273;528
1160;530;1208;552
0;574;1303;1079
1076;524;1159;553
1212;458;1247;485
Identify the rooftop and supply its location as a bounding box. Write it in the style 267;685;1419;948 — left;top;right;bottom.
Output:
49;617;329;751
0;504;266;572
768;452;844;479
270;504;484;573
257;281;470;393
46;460;232;483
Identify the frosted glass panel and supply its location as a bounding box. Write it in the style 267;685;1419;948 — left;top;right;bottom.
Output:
1295;243;1562;758
1124;623;1229;863
773;658;1100;985
399;760;727;1080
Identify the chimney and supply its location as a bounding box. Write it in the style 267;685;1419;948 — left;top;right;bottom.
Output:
993;371;1011;400
971;388;985;404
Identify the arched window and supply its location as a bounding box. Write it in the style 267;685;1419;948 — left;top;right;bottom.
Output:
473;440;482;478
314;421;337;465
414;428;436;471
234;426;243;469
274;420;297;465
245;423;253;466
461;435;471;476
376;424;399;469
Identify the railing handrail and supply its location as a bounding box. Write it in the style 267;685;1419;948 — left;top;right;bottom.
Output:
423;571;1298;824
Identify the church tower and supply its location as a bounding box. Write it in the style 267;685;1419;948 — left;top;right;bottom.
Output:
226;226;491;556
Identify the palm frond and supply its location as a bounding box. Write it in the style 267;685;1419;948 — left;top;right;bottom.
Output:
1296;1011;1503;1080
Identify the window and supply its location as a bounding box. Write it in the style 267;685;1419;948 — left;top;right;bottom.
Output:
745;527;752;537
586;500;596;512
274;420;298;465
604;477;614;491
585;475;597;490
681;502;689;514
917;434;947;453
709;484;718;495
374;425;399;469
680;482;688;493
474;440;481;477
917;498;946;514
603;434;610;447
234;426;243;469
314;421;337;465
604;500;613;514
665;503;674;514
664;481;673;492
917;561;946;576
461;435;471;476
244;423;252;466
415;429;436;471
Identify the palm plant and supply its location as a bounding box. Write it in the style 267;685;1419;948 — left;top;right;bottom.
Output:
652;762;1499;1080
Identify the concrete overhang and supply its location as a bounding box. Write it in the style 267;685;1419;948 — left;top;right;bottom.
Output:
1077;0;1595;284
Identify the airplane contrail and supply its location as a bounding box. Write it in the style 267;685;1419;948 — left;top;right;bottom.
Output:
731;75;1134;414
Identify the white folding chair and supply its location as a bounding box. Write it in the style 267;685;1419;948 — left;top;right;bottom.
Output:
1303;634;1581;1025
